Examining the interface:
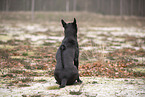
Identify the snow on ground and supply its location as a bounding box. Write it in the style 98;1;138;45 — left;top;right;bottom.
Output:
0;23;145;96
0;77;145;97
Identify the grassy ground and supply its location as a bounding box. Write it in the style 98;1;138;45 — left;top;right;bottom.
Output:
0;12;145;96
1;11;145;27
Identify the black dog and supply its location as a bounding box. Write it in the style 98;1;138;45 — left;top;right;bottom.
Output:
54;18;82;88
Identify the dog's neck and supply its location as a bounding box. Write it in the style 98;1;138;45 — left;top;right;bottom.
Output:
64;35;77;39
64;31;77;38
62;34;77;47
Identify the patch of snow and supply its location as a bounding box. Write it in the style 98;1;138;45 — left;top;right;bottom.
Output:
15;34;47;41
80;39;90;44
45;40;57;43
20;24;48;33
81;46;98;51
48;36;63;41
0;77;145;96
114;38;125;42
121;43;133;48
89;27;122;31
48;26;62;32
110;46;122;49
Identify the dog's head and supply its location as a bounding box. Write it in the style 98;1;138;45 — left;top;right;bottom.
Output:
61;18;77;37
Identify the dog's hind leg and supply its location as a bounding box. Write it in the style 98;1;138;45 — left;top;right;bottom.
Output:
74;48;79;69
74;58;82;83
60;78;67;88
77;75;82;83
74;50;82;83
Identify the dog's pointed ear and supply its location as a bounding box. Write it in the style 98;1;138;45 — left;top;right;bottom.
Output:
73;18;76;24
61;19;66;28
73;18;77;31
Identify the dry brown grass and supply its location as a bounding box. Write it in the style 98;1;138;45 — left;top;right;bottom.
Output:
0;12;145;27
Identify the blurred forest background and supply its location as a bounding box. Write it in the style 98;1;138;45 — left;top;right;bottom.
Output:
0;0;145;16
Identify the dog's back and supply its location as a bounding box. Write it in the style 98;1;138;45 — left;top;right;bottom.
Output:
54;44;79;87
54;18;80;88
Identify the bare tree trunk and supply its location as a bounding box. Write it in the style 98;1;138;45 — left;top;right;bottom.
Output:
139;0;141;16
85;0;88;12
73;0;77;12
31;0;35;21
141;0;144;16
110;0;113;15
120;0;123;17
131;0;133;16
6;0;9;12
66;0;69;12
97;0;101;14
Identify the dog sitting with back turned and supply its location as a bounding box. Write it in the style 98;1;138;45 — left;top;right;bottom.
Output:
54;18;82;88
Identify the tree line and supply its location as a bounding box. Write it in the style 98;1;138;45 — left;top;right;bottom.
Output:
0;0;145;16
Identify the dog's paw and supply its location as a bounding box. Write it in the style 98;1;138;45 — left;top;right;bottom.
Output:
79;80;83;83
59;85;65;88
76;79;82;84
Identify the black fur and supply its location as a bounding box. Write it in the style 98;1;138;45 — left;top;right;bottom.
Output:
54;18;82;88
60;45;65;68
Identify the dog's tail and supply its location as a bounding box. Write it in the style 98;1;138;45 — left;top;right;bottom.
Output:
60;45;65;68
60;78;67;88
